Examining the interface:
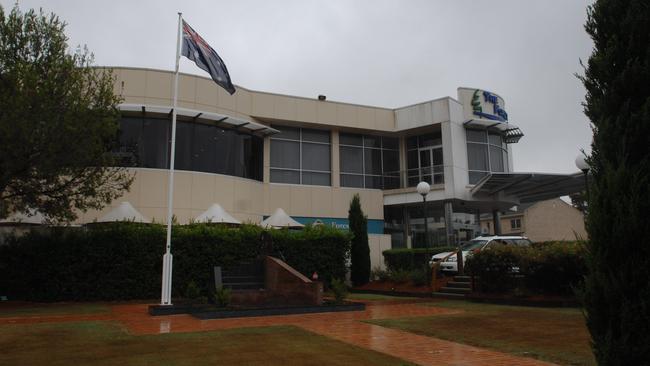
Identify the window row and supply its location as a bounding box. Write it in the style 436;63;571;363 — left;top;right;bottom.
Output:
339;133;400;189
466;129;508;184
113;117;263;181
270;126;331;186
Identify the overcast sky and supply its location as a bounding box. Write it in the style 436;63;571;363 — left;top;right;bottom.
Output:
4;0;594;174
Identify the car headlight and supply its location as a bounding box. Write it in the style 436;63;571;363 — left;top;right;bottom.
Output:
444;256;457;262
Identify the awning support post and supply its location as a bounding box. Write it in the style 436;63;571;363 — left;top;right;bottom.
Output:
492;210;502;235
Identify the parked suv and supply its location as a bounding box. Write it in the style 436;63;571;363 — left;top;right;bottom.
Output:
430;235;532;273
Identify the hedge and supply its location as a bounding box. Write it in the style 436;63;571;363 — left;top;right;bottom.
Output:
0;223;350;302
465;241;587;295
382;247;456;271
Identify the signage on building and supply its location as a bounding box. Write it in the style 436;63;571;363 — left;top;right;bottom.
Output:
471;89;508;122
274;216;384;234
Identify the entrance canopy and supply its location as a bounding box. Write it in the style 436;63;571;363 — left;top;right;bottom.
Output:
260;208;305;229
471;172;585;203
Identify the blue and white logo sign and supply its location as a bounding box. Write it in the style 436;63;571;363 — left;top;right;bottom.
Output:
471;90;508;122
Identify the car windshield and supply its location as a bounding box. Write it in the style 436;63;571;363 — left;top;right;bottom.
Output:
461;240;488;251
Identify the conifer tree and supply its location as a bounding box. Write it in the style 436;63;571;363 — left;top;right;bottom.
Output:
349;193;370;286
580;0;650;363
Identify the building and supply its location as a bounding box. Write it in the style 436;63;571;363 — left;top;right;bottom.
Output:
479;198;587;242
75;67;584;268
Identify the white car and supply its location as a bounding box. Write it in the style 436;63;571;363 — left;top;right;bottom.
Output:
430;235;532;273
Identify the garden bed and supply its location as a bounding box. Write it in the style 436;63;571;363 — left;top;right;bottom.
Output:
352;280;439;297
149;301;365;318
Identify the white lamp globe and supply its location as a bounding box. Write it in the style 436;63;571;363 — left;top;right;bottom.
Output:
416;181;431;196
575;154;589;171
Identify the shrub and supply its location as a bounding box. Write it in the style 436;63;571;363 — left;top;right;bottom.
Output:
522;241;587;295
0;222;350;302
410;265;432;287
213;287;232;307
330;278;348;305
388;269;411;284
370;266;390;282
185;281;202;300
466;241;587;296
383;247;456;272
465;245;524;293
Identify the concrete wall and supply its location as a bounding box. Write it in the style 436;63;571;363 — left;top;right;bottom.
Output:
81;168;385;224
480;198;587;242
368;234;392;270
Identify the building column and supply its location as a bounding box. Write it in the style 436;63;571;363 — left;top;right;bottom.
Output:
492;209;502;235
331;130;340;188
263;136;271;183
444;201;454;246
398;136;408;188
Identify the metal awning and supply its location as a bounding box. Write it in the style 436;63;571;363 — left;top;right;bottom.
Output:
471;172;585;203
118;104;280;136
464;118;524;143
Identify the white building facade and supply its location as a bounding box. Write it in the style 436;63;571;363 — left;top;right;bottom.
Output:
79;67;582;268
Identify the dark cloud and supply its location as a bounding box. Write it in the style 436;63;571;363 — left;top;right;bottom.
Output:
2;0;594;173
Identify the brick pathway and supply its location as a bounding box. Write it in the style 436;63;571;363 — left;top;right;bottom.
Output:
1;301;556;365
109;302;556;366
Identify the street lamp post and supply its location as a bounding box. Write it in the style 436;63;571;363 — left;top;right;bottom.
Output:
417;181;431;252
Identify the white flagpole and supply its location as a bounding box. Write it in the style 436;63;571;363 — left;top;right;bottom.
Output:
161;12;183;306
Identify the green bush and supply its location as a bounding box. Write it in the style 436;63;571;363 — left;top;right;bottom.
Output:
382;247;456;271
388;269;412;284
410;265;432;287
465;241;587;295
370;266;390;282
0;222;350;302
522;241;587;295
465;245;523;293
213;287;232;307
330;278;348;305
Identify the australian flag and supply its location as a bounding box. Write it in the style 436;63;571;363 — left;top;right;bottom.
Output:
181;21;236;95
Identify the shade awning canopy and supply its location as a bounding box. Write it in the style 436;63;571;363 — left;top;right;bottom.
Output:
118;104;280;137
260;208;305;229
194;204;241;225
464;118;524;144
471;172;585;203
96;202;151;223
0;209;48;225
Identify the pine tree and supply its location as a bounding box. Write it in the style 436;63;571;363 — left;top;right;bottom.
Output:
580;0;650;363
349;193;370;286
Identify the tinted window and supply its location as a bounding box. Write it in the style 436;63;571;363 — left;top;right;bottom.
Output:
302;143;330;171
270;140;300;169
339;133;363;146
340;146;363;173
116;117;262;181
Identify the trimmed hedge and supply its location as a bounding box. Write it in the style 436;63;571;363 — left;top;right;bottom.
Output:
0;223;350;302
465;241;587;295
382;247;456;271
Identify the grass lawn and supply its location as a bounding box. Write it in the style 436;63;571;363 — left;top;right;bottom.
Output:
0;302;110;317
0;321;415;366
368;300;595;366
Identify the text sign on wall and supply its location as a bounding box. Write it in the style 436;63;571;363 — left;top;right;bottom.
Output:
471;89;508;122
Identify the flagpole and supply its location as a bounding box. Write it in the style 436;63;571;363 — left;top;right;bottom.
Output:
161;12;183;306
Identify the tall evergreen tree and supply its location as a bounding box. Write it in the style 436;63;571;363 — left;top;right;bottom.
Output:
580;0;650;363
349;193;370;286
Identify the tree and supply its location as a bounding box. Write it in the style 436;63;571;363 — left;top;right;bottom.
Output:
580;0;650;363
0;6;132;222
348;193;370;286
